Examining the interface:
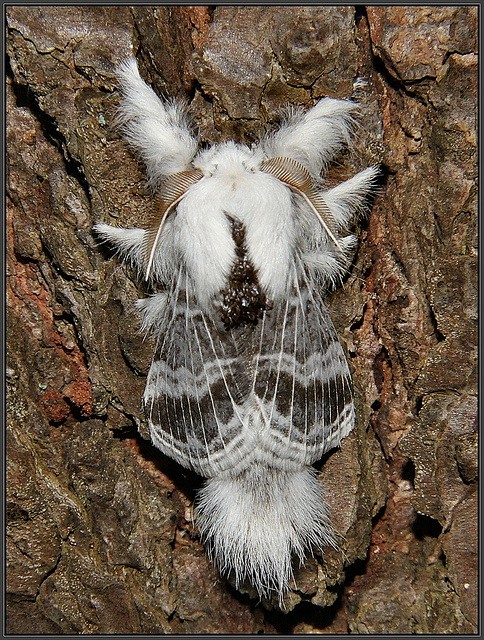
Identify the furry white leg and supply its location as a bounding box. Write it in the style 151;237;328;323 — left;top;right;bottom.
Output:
195;464;337;605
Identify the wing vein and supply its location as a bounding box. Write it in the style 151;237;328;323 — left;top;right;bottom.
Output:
185;274;212;467
193;309;227;451
269;296;290;424
200;311;244;426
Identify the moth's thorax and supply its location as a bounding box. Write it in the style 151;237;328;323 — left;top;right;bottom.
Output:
170;144;298;310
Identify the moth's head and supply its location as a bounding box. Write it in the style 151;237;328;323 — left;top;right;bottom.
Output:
193;141;263;178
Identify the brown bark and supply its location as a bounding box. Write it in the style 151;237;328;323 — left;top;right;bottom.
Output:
6;6;477;634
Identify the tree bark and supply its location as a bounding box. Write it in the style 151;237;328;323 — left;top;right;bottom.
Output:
6;6;477;634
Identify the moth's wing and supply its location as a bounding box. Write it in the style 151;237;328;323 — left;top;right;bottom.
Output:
144;273;353;476
252;278;354;467
144;285;259;477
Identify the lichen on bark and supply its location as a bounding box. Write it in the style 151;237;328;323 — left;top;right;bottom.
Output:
6;5;477;634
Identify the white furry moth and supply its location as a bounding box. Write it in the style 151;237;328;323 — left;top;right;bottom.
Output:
95;57;378;604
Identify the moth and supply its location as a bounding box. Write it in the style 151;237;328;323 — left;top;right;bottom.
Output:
95;57;378;604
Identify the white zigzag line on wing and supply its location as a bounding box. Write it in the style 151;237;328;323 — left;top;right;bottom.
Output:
257;343;349;378
144;357;238;400
259;402;355;456
144;343;349;400
149;401;258;475
148;393;354;475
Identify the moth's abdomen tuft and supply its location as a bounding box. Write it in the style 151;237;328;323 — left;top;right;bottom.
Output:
195;463;337;605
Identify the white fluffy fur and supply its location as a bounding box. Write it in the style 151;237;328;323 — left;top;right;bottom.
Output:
135;293;169;335
116;58;198;185
261;98;357;177
195;464;337;605
95;57;378;605
94;222;146;273
179;152;297;303
322;166;380;230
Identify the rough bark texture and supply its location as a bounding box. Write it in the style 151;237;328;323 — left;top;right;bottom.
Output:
6;6;477;634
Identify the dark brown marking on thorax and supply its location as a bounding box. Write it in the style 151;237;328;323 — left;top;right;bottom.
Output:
220;215;271;330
